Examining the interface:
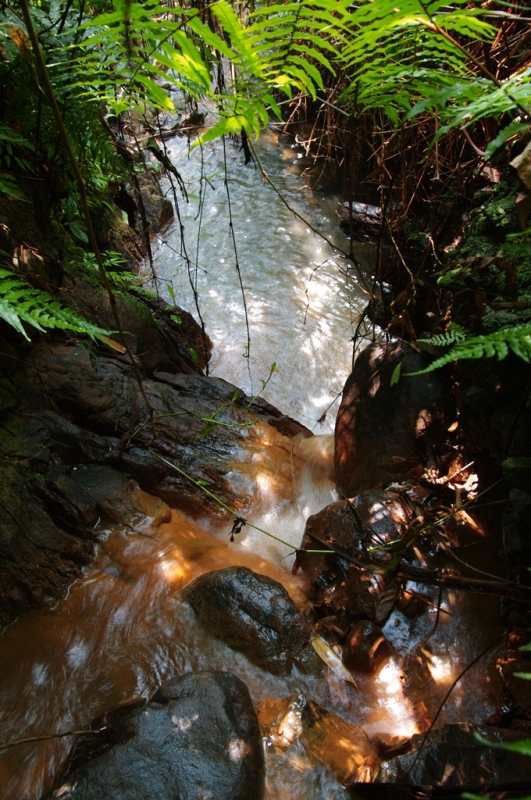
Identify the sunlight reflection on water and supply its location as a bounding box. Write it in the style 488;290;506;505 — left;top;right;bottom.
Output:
147;129;375;433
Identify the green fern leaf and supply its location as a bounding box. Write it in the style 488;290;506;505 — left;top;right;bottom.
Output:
418;324;468;347
409;323;531;374
509;337;531;363
0;296;31;338
0;270;112;341
494;340;509;360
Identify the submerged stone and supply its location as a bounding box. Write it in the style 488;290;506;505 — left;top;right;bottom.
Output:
257;694;381;784
343;620;394;675
0;464;94;627
400;643;441;732
296;492;410;623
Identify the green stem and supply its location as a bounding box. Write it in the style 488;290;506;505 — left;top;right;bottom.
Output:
149;449;333;553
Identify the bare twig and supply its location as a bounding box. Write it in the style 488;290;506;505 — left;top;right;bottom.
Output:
0;726;107;751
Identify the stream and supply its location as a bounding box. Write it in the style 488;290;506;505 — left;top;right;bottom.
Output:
147;126;374;433
0;129;505;799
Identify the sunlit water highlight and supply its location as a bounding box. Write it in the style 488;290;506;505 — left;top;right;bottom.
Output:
146;128;374;433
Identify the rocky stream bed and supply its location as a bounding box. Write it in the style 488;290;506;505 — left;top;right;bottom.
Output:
1;155;531;800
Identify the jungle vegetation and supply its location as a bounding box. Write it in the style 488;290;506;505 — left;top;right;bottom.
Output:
0;0;530;361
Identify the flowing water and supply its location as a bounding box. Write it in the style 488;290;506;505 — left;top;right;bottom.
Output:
146;127;374;433
0;130;504;800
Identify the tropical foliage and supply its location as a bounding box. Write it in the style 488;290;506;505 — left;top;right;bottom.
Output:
0;266;111;341
2;0;529;164
409;322;531;374
0;0;530;356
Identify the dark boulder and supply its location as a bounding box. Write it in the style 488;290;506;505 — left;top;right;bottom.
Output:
300;489;418;568
182;566;310;675
20;343;300;518
48;671;264;800
339;202;382;242
295;489;423;623
136;170;174;233
335;341;455;497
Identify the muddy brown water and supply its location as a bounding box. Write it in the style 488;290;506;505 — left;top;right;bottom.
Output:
0;430;503;800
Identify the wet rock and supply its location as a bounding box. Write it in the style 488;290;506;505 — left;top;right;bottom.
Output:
296;490;421;623
335;342;455;497
303;561;395;624
136;169;174;232
343;621;394;675
34;467;99;529
48;671;264;800
379;723;531;787
339;202;382;242
0;410;53;469
182;566;309;676
36;409;120;464
155;371;311;439
23;343;307;518
68;466;171;534
62;272;210;375
300;490;417;565
0;464;94;627
257;694;380;784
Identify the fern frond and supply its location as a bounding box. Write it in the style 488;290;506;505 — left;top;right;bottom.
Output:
418;324;469;347
0;269;112;342
409;324;531;374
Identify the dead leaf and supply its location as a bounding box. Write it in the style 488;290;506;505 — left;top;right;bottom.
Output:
375;588;398;624
8;26;33;66
482;165;501;183
101;336;126;353
8;26;41;91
